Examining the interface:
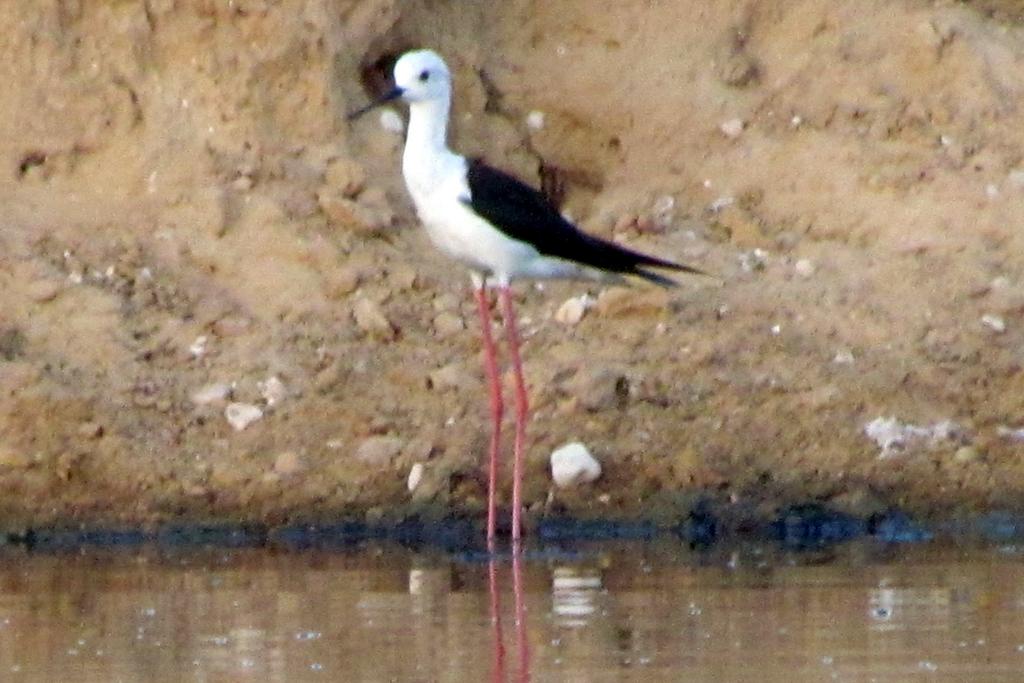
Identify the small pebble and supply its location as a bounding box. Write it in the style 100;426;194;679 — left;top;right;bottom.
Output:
794;258;816;278
981;314;1006;333
833;349;855;365
651;195;675;229
526;111;545;130
554;295;590;325
191;382;232;406
550;442;602;488
189;336;208;358
259;376;287;407
708;196;734;212
353;298;396;340
407;462;425;492
720;118;745;139
225;402;263;431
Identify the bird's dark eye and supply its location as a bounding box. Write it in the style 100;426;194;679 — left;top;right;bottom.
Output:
418;69;430;82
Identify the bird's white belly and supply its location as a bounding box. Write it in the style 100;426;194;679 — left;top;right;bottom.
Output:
416;193;538;277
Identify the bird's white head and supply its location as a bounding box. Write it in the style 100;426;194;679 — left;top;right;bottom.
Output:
392;49;452;104
346;49;452;121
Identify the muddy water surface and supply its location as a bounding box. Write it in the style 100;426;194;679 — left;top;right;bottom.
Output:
0;540;1022;682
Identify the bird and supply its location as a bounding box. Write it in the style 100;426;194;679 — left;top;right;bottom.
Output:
349;49;701;541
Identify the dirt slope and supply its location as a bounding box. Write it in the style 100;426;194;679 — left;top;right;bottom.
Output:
2;0;1024;531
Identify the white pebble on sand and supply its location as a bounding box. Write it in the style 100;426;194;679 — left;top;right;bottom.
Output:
259;375;287;407
794;258;816;278
407;462;425;492
981;314;1006;333
554;294;592;325
189;335;208;358
833;349;855;365
864;416;961;456
550;442;602;488
225;402;263;431
526;111;545;130
720;118;745;139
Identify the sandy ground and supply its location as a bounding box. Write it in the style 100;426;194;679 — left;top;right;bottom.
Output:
2;0;1024;533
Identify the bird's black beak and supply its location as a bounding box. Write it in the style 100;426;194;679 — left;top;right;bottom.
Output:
347;86;405;121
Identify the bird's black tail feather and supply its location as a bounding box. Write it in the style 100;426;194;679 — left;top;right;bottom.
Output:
632;267;682;288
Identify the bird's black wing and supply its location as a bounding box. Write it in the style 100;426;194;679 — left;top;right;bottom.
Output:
463;159;700;286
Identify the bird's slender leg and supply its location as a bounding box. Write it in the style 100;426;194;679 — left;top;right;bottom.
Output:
474;282;504;542
498;285;528;541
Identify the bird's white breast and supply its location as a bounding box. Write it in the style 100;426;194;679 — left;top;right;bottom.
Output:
403;152;539;279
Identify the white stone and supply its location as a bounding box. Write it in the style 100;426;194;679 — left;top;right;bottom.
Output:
407;462;425;492
554;295;591;325
225;402;263;431
864;416;961;456
981;314;1006;333
652;195;675;228
833;349;855;365
794;258;816;278
191;382;233;406
550;442;602;488
259;375;287;407
526;110;545;130
720;118;745;139
708;196;734;212
189;335;208;358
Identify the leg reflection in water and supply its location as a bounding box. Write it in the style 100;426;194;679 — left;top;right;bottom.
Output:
488;542;531;683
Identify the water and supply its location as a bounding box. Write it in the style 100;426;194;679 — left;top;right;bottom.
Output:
0;540;1022;681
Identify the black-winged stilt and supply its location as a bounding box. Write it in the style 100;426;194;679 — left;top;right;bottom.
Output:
350;49;701;541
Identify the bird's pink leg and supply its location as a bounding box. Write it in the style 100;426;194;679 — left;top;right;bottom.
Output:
498;286;528;541
474;286;504;542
